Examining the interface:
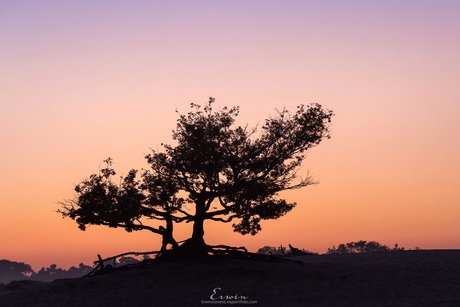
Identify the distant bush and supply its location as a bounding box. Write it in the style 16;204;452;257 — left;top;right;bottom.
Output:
257;245;318;256
257;246;287;256
326;240;404;254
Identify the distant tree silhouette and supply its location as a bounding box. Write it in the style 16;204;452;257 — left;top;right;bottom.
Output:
0;260;93;284
0;260;33;284
59;98;333;255
257;246;286;256
30;263;93;282
257;245;317;256
31;264;63;281
326;240;404;254
65;263;93;278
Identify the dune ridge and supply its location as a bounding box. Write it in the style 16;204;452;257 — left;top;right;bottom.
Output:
1;250;459;306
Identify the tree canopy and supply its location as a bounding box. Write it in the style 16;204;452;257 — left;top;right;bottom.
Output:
59;98;333;255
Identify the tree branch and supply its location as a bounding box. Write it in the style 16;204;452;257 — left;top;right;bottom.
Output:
209;214;238;223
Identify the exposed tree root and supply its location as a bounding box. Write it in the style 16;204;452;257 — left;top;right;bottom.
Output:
83;243;303;278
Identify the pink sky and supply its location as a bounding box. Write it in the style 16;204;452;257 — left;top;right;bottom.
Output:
1;0;459;270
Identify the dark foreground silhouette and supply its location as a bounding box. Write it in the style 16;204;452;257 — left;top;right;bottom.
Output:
1;250;460;306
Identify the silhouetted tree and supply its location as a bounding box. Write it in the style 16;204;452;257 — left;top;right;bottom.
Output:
59;98;333;255
31;264;64;282
326;240;403;254
0;260;33;284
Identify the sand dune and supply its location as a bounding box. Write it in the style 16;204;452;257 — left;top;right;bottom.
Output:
1;250;459;306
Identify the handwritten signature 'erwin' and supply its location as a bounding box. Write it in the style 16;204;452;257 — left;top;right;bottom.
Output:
210;287;249;300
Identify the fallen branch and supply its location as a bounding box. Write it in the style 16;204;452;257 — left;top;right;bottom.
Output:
207;244;248;254
83;250;161;278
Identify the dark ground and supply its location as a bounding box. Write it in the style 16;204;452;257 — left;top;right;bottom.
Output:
1;250;459;306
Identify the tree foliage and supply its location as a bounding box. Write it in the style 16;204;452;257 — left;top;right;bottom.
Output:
59;98;333;253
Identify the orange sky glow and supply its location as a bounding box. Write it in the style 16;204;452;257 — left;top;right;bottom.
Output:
1;1;459;270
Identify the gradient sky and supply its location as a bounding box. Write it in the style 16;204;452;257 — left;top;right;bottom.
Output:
1;0;459;270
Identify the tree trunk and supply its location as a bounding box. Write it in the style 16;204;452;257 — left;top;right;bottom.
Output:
191;216;205;246
187;201;207;254
161;216;179;252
